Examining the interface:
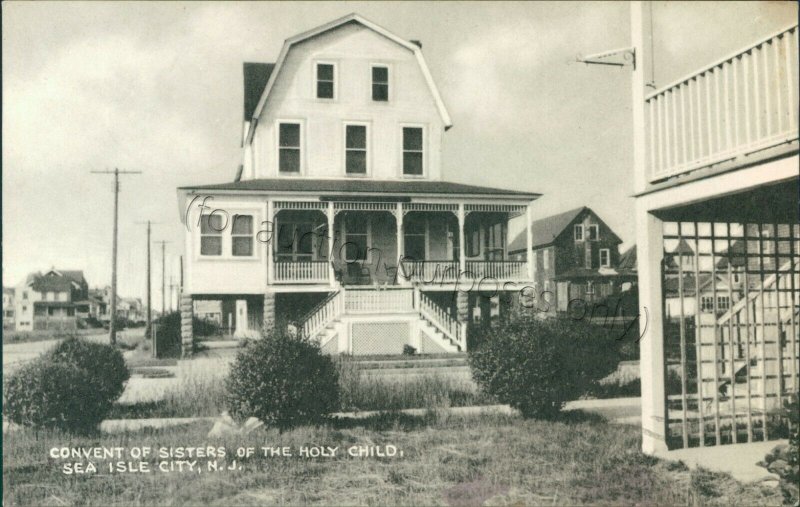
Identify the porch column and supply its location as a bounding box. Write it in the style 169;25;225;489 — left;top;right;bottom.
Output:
396;202;405;284
263;291;276;331
526;203;534;280
457;204;466;274
266;199;274;286
180;293;193;358
637;200;668;454
327;201;335;287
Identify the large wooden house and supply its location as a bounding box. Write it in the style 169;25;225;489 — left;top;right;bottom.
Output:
177;14;541;355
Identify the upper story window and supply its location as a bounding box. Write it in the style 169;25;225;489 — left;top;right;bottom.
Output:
316;63;335;99
599;248;610;267
588;224;599;241
232;215;254;257
574;225;584;241
372;65;389;101
345;124;368;175
402;127;423;176
279;123;301;173
200;214;223;256
543;248;550;268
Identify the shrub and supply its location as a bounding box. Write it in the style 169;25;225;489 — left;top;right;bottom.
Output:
225;328;339;430
468;315;619;419
402;344;417;356
4;336;129;433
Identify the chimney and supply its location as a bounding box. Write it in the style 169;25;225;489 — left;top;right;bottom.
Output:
410;40;422;49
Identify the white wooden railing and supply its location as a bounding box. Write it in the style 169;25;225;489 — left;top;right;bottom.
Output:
273;260;329;283
465;260;526;280
400;260;460;282
417;291;465;349
345;287;414;313
300;290;343;339
646;24;798;183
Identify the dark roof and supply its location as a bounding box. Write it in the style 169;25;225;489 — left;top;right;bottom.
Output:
618;246;637;272
243;63;275;120
180;178;540;198
663;273;713;296
509;207;585;252
29;270;86;293
509;206;622;253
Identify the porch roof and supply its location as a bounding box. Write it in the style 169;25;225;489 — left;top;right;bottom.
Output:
179;178;540;199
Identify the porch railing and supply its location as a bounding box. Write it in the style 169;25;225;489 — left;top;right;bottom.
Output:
345;287;414;313
400;260;460;283
300;290;343;340
646;24;798;183
465;260;526;280
273;260;329;283
417;291;465;349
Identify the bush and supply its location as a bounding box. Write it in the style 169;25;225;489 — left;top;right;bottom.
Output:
225;328;339;430
468;315;619;419
402;344;417;356
3;336;129;433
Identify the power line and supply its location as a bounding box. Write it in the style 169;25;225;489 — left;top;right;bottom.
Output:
91;168;141;344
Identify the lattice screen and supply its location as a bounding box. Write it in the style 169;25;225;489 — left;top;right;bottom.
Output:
351;321;411;355
663;221;799;449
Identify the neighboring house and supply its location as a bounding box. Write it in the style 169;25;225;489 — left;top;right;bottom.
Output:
3;287;15;328
14;269;89;331
508;207;636;313
177;14;541;354
632;17;799;453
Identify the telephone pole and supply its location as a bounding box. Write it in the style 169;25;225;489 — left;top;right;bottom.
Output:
136;220;160;341
154;240;171;316
92;168;141;344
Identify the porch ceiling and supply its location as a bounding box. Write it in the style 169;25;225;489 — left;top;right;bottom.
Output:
653;178;799;224
180;178;540;199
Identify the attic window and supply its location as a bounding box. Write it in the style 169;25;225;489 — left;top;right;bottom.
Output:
574;225;584;241
588;224;599;241
372;66;389;101
316;63;335;99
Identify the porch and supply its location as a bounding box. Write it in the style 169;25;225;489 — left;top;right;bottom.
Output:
268;200;534;286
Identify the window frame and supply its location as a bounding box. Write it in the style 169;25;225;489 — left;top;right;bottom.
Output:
588;224;599;241
231;214;255;257
370;63;390;102
276;120;304;175
199;213;224;257
194;205;262;261
599;248;611;267
342;122;370;176
574;224;584;241
400;124;426;177
314;61;337;100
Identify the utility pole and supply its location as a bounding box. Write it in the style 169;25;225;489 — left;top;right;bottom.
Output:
135;220;160;341
168;277;179;312
154;240;171;316
92;168;141;344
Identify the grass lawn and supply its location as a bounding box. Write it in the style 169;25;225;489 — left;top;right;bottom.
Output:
3;412;782;506
2;328;103;345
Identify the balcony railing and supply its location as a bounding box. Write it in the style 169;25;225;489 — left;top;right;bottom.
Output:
465;260;526;280
646;24;798;183
401;260;460;283
273;260;328;284
345;287;414;313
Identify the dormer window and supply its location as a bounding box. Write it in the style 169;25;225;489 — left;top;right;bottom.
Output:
588;224;599;241
278;123;301;173
574;225;584;241
402;127;423;176
316;63;335;99
372;65;389;101
345;124;368;175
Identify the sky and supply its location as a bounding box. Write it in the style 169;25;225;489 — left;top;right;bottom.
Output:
2;1;796;309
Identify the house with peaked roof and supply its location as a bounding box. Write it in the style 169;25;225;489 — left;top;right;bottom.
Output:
14;269;89;331
3;287;15;329
508;206;635;314
177;14;541;355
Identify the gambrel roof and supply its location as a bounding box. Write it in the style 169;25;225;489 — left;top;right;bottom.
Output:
244;13;452;145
